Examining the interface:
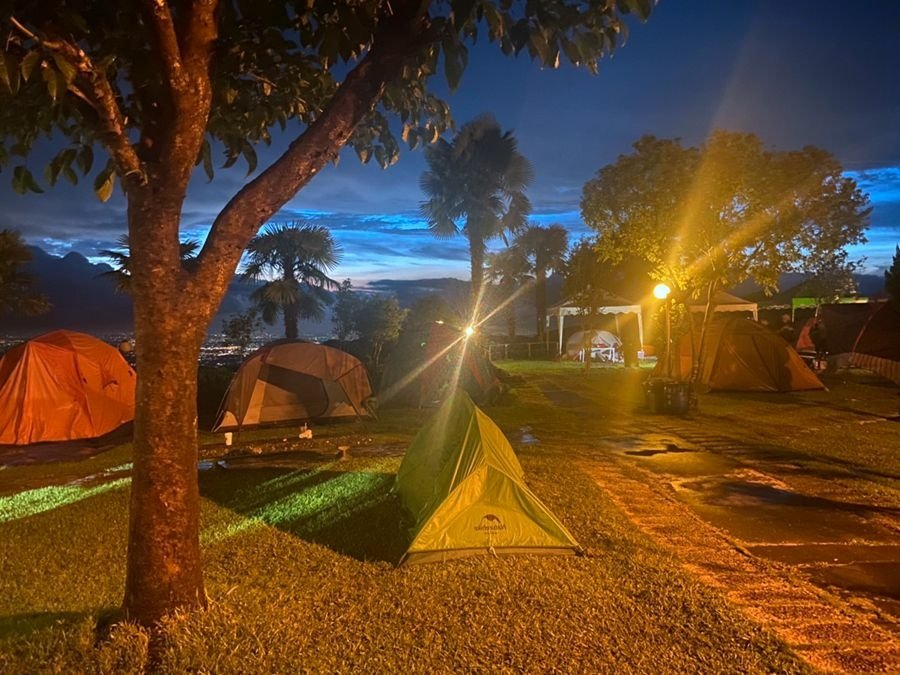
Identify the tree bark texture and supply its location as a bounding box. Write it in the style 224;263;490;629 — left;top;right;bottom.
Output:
284;303;299;339
123;192;209;625
535;268;547;341
115;0;432;628
691;281;718;384
469;234;485;316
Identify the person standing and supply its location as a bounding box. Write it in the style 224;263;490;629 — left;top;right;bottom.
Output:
809;317;828;369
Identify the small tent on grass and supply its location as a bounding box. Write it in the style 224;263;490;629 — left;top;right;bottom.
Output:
0;330;136;445
214;341;373;431
565;330;622;360
395;391;580;564
850;303;900;384
655;318;825;392
380;321;501;408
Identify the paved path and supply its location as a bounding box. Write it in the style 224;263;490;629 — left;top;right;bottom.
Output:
525;369;900;671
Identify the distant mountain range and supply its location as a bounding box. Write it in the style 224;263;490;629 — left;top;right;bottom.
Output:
1;246;888;338
2;247;267;337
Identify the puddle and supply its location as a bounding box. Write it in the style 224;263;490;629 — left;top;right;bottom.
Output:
672;477;899;544
67;463;132;488
624;444;694;457
749;543;900;566
808;561;900;619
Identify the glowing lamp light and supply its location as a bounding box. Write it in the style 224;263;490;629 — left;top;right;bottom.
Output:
464;325;475;338
653;283;671;300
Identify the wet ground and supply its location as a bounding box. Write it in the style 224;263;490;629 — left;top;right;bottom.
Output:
0;424;133;467
597;410;900;624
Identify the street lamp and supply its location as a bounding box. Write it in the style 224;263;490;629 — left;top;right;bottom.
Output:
464;325;475;338
653;283;673;377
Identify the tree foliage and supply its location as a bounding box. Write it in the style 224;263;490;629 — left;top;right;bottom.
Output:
0;228;48;316
332;279;407;369
515;223;568;339
581;132;871;300
242;222;340;339
420;113;534;308
1;1;652;198
221;308;260;356
0;0;657;627
885;245;900;305
486;245;530;338
563;237;610;369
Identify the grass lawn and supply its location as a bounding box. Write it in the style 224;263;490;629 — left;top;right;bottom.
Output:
0;360;857;672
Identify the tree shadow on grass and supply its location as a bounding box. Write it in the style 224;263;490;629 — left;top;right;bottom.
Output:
199;462;410;564
0;610;100;639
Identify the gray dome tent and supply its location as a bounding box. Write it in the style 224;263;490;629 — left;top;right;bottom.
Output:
214;341;373;431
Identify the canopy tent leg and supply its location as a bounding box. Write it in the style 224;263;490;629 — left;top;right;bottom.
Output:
637;311;645;358
558;313;565;357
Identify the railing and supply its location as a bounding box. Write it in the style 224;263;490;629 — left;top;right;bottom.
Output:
488;342;558;360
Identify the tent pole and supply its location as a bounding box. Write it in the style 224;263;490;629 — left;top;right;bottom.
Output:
558;313;565;357
637;310;645;358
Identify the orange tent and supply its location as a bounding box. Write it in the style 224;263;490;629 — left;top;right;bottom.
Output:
654;318;824;392
0;330;136;445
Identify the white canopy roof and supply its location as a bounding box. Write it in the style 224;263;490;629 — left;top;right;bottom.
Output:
689;290;758;320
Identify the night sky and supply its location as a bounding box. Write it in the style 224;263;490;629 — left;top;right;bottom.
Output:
2;0;899;284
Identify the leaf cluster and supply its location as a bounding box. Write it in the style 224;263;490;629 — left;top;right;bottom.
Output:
581;131;871;298
242;221;341;325
0;228;50;316
1;0;654;199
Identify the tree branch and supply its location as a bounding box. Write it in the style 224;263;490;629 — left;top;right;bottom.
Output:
146;0;219;186
185;1;433;316
140;0;186;92
8;16;144;185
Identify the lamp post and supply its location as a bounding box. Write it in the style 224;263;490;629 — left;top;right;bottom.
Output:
653;283;672;378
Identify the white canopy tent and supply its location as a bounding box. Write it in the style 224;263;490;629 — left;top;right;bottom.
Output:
689;290;758;321
547;295;644;357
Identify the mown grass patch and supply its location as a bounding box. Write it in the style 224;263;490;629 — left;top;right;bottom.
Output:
12;360;890;671
0;444;806;672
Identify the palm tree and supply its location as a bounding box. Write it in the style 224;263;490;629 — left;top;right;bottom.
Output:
420;114;533;313
99;235;200;293
516;224;569;341
242;222;341;339
486;246;530;339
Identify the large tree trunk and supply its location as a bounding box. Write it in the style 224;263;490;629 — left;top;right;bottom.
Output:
535;268;547;341
123;195;208;626
469;234;485;316
284;303;299;339
505;291;516;339
691;280;718;385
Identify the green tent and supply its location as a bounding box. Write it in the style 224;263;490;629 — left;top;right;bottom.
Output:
395;391;581;564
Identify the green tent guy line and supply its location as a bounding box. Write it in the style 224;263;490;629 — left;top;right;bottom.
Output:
395;391;581;565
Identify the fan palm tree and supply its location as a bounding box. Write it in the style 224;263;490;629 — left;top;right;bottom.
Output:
486;246;530;339
242;222;341;339
420;114;533;313
99;235;200;293
516;224;569;341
